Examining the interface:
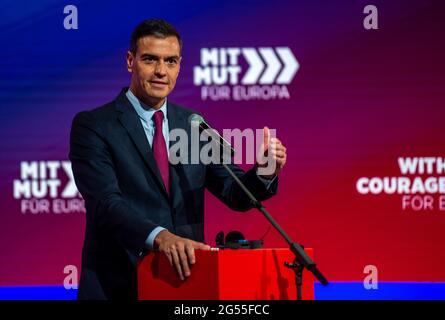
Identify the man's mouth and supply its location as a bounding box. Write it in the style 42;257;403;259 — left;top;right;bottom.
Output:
149;80;168;87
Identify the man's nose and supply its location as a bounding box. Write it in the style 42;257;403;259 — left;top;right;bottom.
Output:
155;61;167;77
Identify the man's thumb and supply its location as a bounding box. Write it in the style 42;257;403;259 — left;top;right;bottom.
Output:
263;126;270;153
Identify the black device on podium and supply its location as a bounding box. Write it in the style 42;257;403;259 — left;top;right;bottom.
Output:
215;230;263;249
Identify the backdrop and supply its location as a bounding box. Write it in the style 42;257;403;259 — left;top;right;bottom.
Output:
1;0;444;299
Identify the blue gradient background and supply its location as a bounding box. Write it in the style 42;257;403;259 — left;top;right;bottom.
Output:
1;0;445;299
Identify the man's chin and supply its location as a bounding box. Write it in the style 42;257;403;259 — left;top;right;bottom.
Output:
139;91;167;106
147;89;169;97
143;90;166;99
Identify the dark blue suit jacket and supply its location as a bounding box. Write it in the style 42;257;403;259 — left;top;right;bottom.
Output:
69;88;278;299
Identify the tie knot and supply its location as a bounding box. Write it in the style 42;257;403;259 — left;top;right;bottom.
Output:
153;110;164;127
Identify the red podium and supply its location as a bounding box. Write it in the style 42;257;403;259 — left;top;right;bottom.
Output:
138;248;315;300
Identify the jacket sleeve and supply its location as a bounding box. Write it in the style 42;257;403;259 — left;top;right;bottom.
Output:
69;111;156;255
205;162;278;212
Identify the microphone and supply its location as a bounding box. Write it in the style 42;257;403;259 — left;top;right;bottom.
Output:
189;113;235;158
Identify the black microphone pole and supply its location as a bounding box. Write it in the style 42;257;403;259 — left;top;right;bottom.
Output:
221;162;328;299
190;115;329;300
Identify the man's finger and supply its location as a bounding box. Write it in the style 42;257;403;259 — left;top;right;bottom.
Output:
270;143;286;152
185;244;196;265
193;241;211;251
178;246;191;278
272;150;286;157
171;249;184;281
165;251;173;267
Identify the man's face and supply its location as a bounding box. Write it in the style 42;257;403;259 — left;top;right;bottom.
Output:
127;35;181;108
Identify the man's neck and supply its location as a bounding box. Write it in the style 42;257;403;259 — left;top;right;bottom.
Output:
129;86;165;110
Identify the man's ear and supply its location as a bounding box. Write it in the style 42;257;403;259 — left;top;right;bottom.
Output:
178;56;182;73
126;51;134;73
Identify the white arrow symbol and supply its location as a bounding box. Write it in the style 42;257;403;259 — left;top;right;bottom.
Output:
258;48;281;84
61;161;80;197
241;48;264;85
275;47;299;84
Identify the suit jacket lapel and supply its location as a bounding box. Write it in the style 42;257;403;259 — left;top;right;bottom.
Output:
115;90;169;199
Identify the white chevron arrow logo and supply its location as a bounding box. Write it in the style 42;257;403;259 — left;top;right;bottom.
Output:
275;47;299;84
259;48;281;84
241;47;299;85
241;48;264;85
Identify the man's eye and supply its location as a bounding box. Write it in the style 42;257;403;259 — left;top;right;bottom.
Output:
167;59;177;65
143;57;155;63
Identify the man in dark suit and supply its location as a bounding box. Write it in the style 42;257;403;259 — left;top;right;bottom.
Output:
69;19;287;300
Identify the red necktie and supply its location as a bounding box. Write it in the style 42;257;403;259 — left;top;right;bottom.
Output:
152;111;170;195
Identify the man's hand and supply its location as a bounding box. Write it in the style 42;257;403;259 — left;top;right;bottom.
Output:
154;229;211;280
257;126;287;179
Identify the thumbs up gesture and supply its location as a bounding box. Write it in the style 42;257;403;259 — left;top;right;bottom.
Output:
256;126;287;179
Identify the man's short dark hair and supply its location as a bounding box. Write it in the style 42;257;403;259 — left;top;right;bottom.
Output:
130;19;182;54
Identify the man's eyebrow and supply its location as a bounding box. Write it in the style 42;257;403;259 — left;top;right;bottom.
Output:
139;53;180;60
165;55;180;60
140;53;158;59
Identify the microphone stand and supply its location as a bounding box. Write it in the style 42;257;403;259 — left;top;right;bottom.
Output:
194;120;329;299
220;161;329;300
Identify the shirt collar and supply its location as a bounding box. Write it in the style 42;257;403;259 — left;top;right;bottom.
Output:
125;89;168;123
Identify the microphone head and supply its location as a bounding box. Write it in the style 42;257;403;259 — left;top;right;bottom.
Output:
188;113;236;157
189;113;204;125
